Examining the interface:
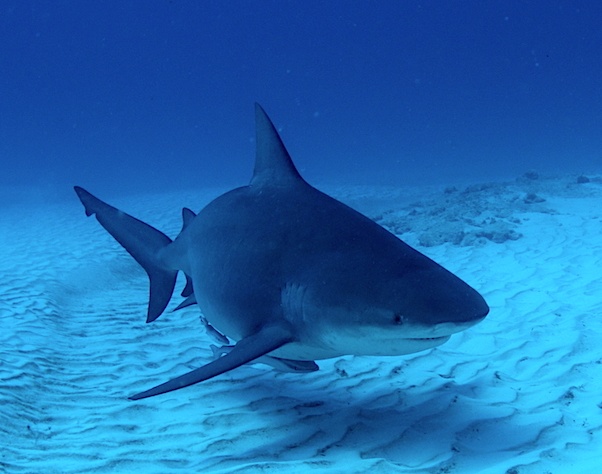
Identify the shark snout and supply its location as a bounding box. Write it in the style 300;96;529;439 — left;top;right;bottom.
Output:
406;270;489;329
430;288;489;328
453;286;489;323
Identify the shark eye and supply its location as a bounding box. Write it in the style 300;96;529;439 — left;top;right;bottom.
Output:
393;312;404;325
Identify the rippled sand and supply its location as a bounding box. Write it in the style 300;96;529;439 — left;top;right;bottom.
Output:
2;176;601;473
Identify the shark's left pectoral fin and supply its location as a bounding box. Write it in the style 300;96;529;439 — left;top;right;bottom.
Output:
210;344;318;373
129;324;294;400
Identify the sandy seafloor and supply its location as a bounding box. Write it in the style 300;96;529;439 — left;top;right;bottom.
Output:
1;173;601;474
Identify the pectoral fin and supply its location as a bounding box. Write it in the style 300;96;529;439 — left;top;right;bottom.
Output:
210;345;317;373
130;324;294;400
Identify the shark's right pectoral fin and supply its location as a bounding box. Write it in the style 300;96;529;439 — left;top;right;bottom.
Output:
129;323;294;400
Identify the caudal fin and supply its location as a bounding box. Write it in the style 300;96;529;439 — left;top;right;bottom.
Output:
74;186;177;323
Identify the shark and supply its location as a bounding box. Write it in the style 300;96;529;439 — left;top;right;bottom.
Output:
74;103;489;400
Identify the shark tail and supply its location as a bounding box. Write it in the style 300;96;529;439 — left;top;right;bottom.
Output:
74;186;177;323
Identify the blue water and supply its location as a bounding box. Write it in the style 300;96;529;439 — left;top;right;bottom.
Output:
2;1;601;195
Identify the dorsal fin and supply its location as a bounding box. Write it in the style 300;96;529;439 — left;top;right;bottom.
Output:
251;103;306;187
181;207;196;231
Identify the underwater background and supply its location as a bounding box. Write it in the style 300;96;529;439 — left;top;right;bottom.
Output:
2;2;602;473
2;1;601;196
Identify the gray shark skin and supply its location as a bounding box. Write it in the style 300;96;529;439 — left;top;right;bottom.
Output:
74;104;489;400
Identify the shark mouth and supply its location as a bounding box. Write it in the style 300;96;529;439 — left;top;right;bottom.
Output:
408;336;450;341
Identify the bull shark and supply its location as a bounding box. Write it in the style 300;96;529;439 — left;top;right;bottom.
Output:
74;104;489;400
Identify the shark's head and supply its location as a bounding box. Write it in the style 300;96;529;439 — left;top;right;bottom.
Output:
296;248;489;357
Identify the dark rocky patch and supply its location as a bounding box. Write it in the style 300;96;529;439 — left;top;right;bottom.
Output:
366;173;601;247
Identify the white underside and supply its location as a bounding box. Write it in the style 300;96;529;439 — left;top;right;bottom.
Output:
270;335;452;361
